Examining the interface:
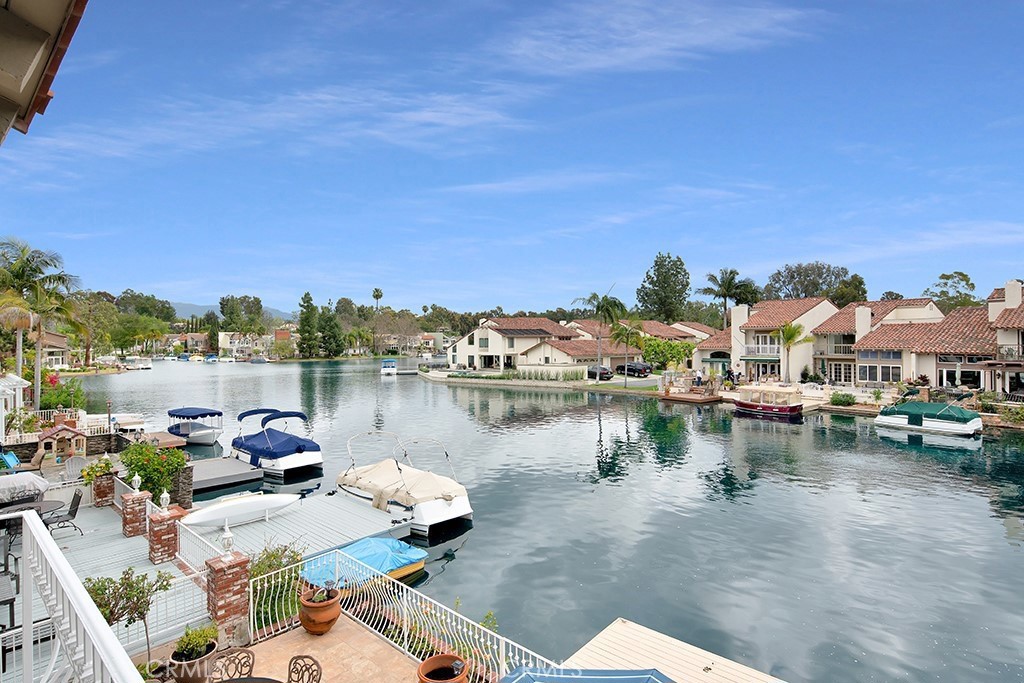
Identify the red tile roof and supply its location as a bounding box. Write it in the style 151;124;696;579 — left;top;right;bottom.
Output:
740;298;831;330
696;328;732;351
811;298;934;335
988;288;1006;301
535;339;641;358
486;317;580;337
634;320;692;340
674;321;718;336
993;305;1024;329
852;306;995;354
569;320;614;338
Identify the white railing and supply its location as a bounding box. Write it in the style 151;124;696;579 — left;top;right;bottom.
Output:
744;344;780;356
827;344;854;355
85;424;114;437
10;510;142;682
145;499;160;537
0;432;41;446
0;618;61;683
249;549;555;680
177;522;222;574
111;477;133;512
119;573;211;656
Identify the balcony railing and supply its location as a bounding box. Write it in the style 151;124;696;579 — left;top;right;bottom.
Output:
744;344;780;356
998;344;1024;361
827;344;854;355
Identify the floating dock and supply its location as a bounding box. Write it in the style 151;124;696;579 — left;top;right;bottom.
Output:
191;457;263;491
144;431;187;448
566;618;786;683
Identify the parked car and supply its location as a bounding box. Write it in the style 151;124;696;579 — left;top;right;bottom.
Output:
587;365;614;381
614;362;651;377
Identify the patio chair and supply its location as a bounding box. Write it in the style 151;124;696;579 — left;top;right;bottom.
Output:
64;456;88;481
43;489;83;536
286;655;322;683
210;647;255;681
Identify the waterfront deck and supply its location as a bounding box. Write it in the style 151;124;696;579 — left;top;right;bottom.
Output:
191;457;263;491
566;618;786;683
193;493;411;557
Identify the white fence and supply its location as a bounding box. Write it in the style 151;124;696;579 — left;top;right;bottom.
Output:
249;549;555;681
111;476;133;512
177;522;222;574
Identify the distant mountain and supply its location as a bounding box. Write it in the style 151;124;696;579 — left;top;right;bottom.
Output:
171;302;294;322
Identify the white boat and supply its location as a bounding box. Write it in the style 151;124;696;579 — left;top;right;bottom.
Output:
162;353;177;361
123;355;141;370
167;407;224;445
220;356;236;363
204;354;219;364
230;408;324;476
381;359;397;376
181;492;301;528
337;432;472;537
137;357;153;370
874;400;982;437
875;426;983;452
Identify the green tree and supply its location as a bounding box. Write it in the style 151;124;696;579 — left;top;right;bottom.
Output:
641;337;694;370
830;273;869;309
572;290;627;378
764;262;850;300
206;318;220;353
84;567;173;669
610;318;645;387
697;268;759;327
318;304;344;357
922;271;980;313
636;252;690;322
772;322;814;383
296;292;319;358
880;290;904;301
114;289;176;322
71;291;119;366
220;295;243;330
372;288;383;311
200;310;219;330
674;300;724;329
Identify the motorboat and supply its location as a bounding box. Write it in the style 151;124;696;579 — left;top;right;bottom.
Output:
380;359;397;376
189;354;204;362
733;388;803;419
162;353;177;361
337;432;472;537
167;407;224;445
220;355;236;363
177;353;190;362
250;356;268;364
340;538;428;580
230;408;324;476
204;354;219;364
123;355;141;370
136;357;153;370
875;426;983;452
875;398;982;437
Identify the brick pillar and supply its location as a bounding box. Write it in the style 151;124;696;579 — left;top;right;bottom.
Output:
121;490;152;538
148;504;187;564
92;473;114;507
206;552;251;646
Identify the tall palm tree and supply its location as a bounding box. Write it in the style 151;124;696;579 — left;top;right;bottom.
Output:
372;288;383;312
773;322;814;383
610;318;645;388
0;238;77;376
697;268;758;328
573;290;626;382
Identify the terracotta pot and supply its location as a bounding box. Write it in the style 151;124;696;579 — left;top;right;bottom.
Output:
417;654;469;683
299;588;342;635
168;641;217;683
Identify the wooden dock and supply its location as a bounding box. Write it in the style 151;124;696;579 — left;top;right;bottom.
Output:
145;430;187;448
566;618;786;683
191;457;263;491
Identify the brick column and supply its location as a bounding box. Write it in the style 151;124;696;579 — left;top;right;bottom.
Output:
92;473;114;507
148;504;187;564
206;551;251;646
121;490;152;538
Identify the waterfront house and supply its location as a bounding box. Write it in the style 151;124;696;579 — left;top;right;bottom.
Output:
448;318;580;370
692;328;735;375
670;321;717;342
811;298;943;384
519;339;642;370
565;319;708;344
984;279;1024;393
562;319;613;340
28;330;70;369
217;331;272;359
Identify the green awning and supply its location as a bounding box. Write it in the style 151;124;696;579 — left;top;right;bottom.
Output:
701;358;730;364
740;356;779;362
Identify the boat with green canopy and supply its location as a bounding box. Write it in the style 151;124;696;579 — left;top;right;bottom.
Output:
874;398;982;437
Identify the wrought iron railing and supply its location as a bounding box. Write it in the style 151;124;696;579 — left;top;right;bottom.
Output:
249;549;555;681
177;522;222;574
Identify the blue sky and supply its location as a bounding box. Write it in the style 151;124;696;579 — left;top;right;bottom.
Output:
5;1;1024;314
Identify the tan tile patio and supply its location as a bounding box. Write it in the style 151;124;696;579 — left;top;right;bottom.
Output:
249;616;418;683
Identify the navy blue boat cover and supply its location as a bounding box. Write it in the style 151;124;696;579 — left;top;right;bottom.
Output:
501;669;674;683
260;410;308;429
167;407;222;419
231;428;320;466
237;407;280;422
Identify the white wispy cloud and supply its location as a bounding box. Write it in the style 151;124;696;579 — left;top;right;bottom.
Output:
489;0;823;75
44;230;116;240
439;169;630;194
59;49;123;74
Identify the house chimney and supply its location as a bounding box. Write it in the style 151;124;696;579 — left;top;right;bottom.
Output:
854;305;872;340
731;304;749;333
1006;279;1023;309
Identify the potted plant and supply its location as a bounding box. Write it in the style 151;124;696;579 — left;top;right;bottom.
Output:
298;581;342;635
417;654;468;683
168;624;219;683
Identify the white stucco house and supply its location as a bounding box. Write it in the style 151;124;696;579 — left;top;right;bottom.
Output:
448;318;580;370
518;339;642;370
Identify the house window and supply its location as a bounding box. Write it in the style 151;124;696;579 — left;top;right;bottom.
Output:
468;333;475;346
880;365;902;382
507;337;515;349
468;355;475;368
880;351;902;360
451;354;457;365
479;338;489;350
857;350;879;360
544;356;550;364
858;365;878;382
938;354;963;363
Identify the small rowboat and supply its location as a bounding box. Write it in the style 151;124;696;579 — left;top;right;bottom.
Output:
181;492;300;528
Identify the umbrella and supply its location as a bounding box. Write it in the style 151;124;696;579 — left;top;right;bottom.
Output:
955;361;962;387
501;668;675;683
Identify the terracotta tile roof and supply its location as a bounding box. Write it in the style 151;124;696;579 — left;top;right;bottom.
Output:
811;298;934;335
634;320;692;340
853;306;995;354
993;305;1024;329
696;328;732;351
568;320;614;338
674;321;718;336
486;317;580;338
740;298;830;330
532;339;641;358
988;288;1006;301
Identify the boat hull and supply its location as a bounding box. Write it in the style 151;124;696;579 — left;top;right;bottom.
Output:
873;414;982;436
232;449;324;476
733;399;803;418
875;426;983;451
338;486;473;537
182;493;301;527
168;423;222;446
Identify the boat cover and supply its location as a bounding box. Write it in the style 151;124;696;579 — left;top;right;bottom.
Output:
878;401;979;423
336;460;467;511
231;428;321;467
168;407;222;419
300;538;428;586
501;668;675;683
0;472;49;505
237;407;279;422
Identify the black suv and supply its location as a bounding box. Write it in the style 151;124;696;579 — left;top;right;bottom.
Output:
614;362;651;377
587;365;614;380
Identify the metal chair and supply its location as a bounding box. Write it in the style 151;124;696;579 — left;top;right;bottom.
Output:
210;647;256;681
286;655;322;683
43;489;83;536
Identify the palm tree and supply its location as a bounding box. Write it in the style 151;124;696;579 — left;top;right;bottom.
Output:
773;322;814;383
610;318;645;388
372;288;383;312
0;238;77;376
573;290;627;382
697;268;758;328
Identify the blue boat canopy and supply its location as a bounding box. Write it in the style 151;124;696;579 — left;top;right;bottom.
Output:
260;410;308;429
231;428;320;465
300;538;428;586
237;407;280;422
501;668;675;683
168;407;223;419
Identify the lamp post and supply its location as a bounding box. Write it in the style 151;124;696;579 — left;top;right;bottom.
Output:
106;399;112;428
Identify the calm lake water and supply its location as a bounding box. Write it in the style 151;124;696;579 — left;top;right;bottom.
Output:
80;360;1024;682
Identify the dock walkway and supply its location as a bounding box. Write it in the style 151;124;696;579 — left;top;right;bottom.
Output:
191;457;263;491
566;618;786;683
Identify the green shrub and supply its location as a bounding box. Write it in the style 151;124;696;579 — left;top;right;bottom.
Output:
174;624;218;661
871;388;884;404
976;391;1000;413
830;392;857;407
119;443;187;496
999;405;1024;424
80;456;114;485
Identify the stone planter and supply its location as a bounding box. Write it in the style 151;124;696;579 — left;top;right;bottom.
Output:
417;654;468;683
168;640;218;683
298;588;341;635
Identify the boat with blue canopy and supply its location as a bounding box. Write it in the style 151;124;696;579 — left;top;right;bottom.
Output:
230;408;324;476
167;407;223;445
300;537;428;586
380;358;397;376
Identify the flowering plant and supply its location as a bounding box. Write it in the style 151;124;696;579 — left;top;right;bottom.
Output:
119;443;187;496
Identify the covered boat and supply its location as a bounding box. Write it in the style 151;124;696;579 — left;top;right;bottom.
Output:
380;358;397;376
167;407;223;445
874;401;982;436
337;432;472;536
300;538;428;586
733;388;803;419
230;409;324;476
